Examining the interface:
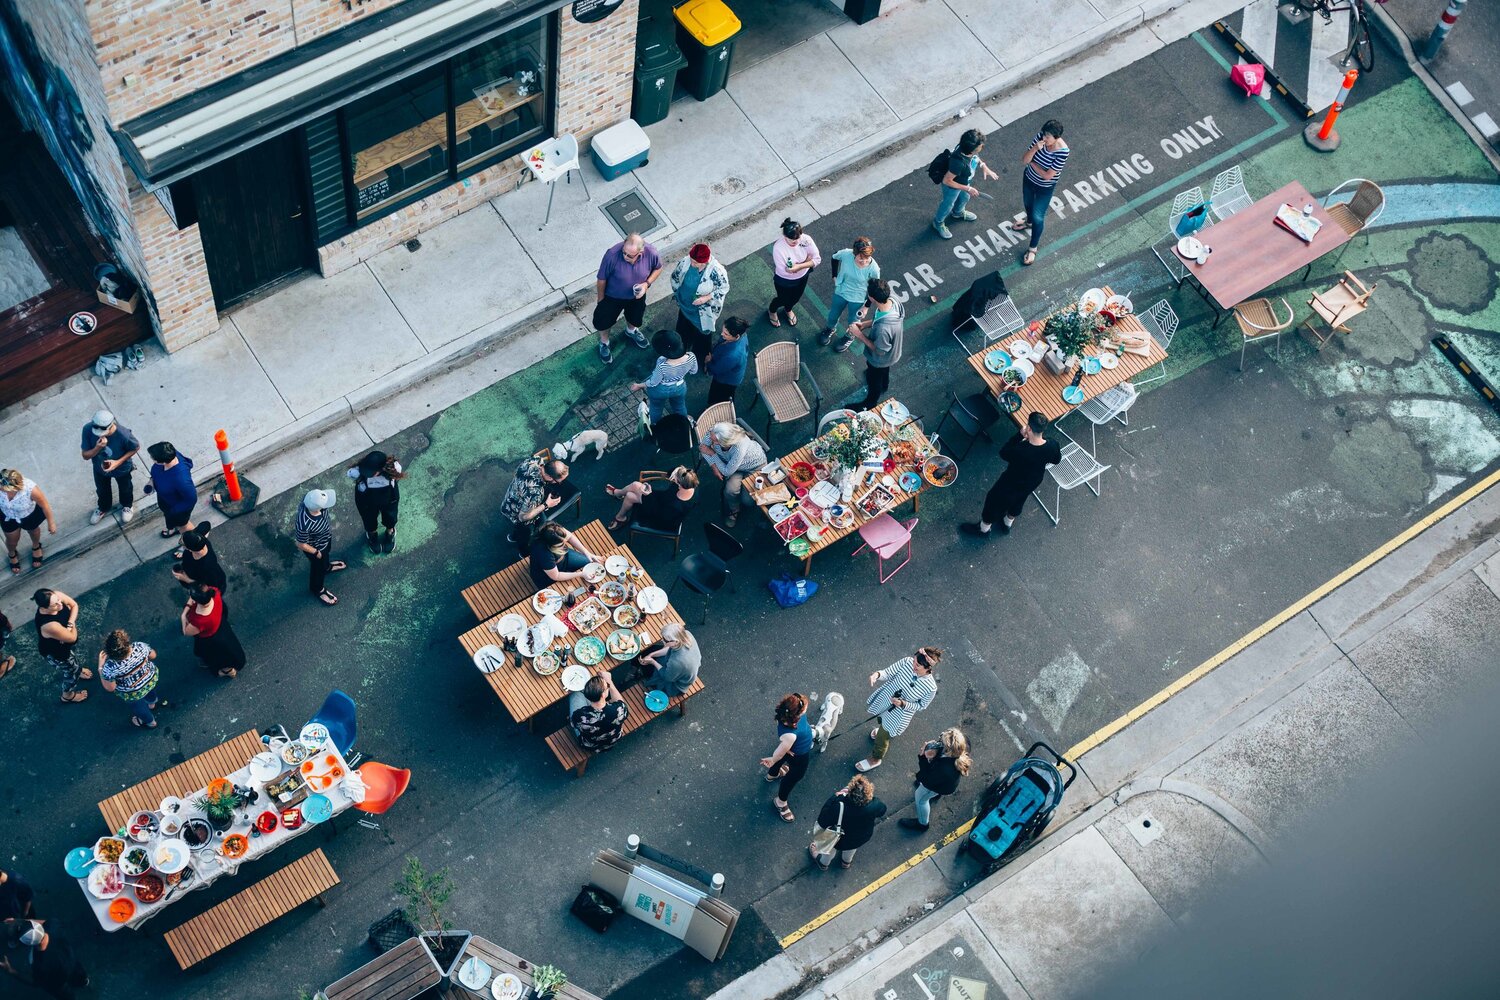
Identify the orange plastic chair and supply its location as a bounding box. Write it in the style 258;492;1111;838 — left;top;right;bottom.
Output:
355;762;411;816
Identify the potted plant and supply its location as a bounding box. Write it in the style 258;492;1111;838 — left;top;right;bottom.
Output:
196;779;243;832
530;964;568;1000
397;856;470;980
1043;307;1102;372
825;418;880;501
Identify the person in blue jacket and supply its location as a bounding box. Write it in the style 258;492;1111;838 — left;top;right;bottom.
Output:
705;316;749;406
144;443;195;539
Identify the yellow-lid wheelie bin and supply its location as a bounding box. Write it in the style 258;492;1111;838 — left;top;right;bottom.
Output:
673;0;741;101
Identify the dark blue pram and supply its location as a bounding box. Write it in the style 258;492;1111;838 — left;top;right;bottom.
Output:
964;742;1076;875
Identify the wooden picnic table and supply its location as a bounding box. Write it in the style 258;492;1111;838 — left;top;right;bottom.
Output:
324;936;440;1000
457;540;685;724
462;520;615;620
749;402;935;575
1172;180;1351;316
98;730;263;832
447;935;605;999
965;287;1166;426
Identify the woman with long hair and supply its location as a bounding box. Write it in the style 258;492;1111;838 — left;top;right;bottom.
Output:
899;727;973;832
604;466;698;533
810;774;887;871
761;693;814;823
181;582;247;679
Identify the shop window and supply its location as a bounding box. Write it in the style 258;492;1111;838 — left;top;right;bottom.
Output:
346;64;450;220
450;22;549;174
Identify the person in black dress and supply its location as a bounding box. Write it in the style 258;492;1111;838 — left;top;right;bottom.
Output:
604;467;698;532
171;523;227;593
960;412;1062;537
181;583;246;679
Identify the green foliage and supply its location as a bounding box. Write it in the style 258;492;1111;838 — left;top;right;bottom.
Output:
1043;306;1103;361
396;855;454;934
825;417;880;472
531;964;568;995
195;784;243;823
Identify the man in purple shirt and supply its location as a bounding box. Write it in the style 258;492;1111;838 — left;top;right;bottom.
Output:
593;233;662;365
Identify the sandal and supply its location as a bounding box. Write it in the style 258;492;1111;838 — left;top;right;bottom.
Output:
61;690;89;703
775;802;795;823
217;667;238;678
130;716;158;729
604;485;621;498
608;517;629;531
840;859;854;869
0;655;15;679
808;848;830;870
329;560;347;572
767;308;782;328
159;527;180;538
31;546;43;568
787;310;798;327
317;589;339;606
1021;249;1037;266
8;552;19;575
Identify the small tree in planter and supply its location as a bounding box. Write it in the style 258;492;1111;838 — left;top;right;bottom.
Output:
397;856;470;978
1043;307;1104;368
530;964;569;1000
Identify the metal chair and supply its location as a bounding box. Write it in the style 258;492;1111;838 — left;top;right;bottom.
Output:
750;342;821;442
1071;382;1137;457
1232;297;1294;370
933;391;1001;460
851;515;918;584
1032;443;1110;526
1304;271;1375;348
649;413;697;460
670;523;745;624
1150;186;1204;286
1133;300;1178;386
695;402;736;450
525;133;590;230
953;294;1026;354
1322;178;1385;263
1209;164;1253;220
626;470;694;557
817;409;859;435
310;690;358;762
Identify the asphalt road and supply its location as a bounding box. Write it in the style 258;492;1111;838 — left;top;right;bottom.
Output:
2;26;1497;1000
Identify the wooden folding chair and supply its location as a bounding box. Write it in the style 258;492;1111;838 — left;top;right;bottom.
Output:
1303;271;1375;348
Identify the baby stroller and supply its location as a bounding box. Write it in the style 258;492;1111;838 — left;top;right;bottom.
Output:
963;742;1076;877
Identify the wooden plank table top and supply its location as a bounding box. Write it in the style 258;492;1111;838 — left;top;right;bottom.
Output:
448;935;605;1000
98;730;262;832
457;540;684;723
324;936;440;1000
462;520;615;620
1172;180;1351;309
749;402;935;574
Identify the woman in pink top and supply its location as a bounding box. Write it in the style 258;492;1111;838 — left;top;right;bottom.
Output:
767;218;821;328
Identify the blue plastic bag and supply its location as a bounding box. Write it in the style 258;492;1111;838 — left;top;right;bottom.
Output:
768;574;818;608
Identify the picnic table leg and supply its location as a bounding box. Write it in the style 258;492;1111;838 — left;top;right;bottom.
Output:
803;554;813;576
913;493;921;514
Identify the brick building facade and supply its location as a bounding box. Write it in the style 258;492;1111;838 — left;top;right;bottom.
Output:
2;0;639;354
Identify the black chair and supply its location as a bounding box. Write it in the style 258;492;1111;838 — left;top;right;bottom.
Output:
671;523;745;624
627;471;694;557
933;391;1002;460
649;413;698;461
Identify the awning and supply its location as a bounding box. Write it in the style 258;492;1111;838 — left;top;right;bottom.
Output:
114;0;566;190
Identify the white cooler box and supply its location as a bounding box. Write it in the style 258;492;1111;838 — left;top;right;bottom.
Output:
591;119;651;181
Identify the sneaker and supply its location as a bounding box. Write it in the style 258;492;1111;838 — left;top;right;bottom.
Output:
898;818;930;832
949;210;978;222
833;335;854;353
89;509;107;525
624;326;649;349
933;221;953;240
366;532;380;554
818;327;835;346
120;506;135;523
959;522;992;539
998;519;1013;535
598;341;612;364
381;529;395;554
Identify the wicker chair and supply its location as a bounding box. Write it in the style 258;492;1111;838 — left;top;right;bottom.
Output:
1322;179;1385;263
1232;297;1294;370
750;341;821;442
1304;272;1375;348
695;402;736;451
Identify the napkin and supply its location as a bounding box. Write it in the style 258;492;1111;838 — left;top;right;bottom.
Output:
342;769;368;803
538;614;571;642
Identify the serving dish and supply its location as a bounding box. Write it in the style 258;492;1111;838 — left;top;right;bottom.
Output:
606;629;641;660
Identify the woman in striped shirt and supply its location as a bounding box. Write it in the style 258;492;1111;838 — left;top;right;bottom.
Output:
295;488;345;606
631;329;699;424
1009;119;1069;265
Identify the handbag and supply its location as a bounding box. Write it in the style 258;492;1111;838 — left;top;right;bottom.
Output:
809;800;845;856
768;573;818;608
570;884;620;934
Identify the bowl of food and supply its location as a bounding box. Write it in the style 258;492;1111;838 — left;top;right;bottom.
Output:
532;651;561;676
119;846;150;877
221;834;249;859
108;897;135;922
788;462;817;488
93;837;126;866
133;873;165;904
127;812;155;842
613;604;641;628
922;454;959;488
256;811;279;834
596;581;628;608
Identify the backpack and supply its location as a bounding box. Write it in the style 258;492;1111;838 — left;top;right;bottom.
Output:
570;884;620;933
768;573;818;608
927;148;952;185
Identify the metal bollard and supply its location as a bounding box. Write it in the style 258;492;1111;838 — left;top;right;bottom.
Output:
1423;0;1466;61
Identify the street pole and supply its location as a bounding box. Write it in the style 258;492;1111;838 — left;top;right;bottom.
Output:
1423;0;1466;61
1304;69;1358;152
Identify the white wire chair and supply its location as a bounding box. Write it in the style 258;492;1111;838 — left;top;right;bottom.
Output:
1132;299;1178;386
952;294;1025;354
1150;186;1204;285
1071;382;1138;457
1032;443;1110;526
1209;165;1253;220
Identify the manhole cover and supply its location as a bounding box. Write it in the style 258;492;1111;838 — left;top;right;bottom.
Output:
601;188;662;239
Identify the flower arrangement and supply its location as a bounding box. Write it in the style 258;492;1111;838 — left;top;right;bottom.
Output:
196;780;244;826
1044;306;1104;362
825;417;880;473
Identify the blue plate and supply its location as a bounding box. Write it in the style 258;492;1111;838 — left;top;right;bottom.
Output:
899;471;922;493
983;349;1012;373
1061;385;1085;405
998;391;1023;414
64;847;94;878
644;690;670;713
1082;356;1103;375
302;793;333;824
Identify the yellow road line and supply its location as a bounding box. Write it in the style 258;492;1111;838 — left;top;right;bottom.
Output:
777;466;1500;950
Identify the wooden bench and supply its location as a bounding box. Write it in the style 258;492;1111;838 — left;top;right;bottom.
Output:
545;678;705;777
163;849;340;970
461;519;615;619
324;935;440;1000
99;730;262;832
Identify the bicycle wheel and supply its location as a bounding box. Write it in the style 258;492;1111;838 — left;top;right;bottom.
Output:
1352;19;1374;72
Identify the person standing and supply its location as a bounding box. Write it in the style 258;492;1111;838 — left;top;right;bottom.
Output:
820;237;879;347
1006;119;1069;265
0;870;35;920
699;421;768;529
347;451;404;554
32;590;88;704
639;623;701;697
705;316;749;407
295;489;345;606
669;243;728;368
172;523;227;593
181;583;246;679
143;443;196;539
630;329;698;424
839;279;904;410
592;233;662;364
960;412;1062;538
768;219;820;328
761;693;814;823
1;469;56;574
80;409;139;525
933;128;998;240
899;727;973;832
809;775;887;871
499;455;574;554
97;629;166;729
1;919;90;1000
857;647;942;772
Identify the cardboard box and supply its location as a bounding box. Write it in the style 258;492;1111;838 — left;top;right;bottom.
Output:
97;288;139;314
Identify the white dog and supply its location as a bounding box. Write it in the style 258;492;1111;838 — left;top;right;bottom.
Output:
552;429;608;462
810;691;845;752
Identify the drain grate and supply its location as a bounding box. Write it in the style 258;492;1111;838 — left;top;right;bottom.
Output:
601;188;663;239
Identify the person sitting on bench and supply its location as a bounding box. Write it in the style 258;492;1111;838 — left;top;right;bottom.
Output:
570;671;628;753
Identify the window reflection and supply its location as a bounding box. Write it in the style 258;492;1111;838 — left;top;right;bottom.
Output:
451;24;548;172
347;65;450;219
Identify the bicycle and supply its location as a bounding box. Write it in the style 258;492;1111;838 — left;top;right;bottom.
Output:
1288;0;1377;73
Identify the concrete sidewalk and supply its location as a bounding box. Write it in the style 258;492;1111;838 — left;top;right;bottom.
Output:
0;0;1243;600
708;477;1500;1000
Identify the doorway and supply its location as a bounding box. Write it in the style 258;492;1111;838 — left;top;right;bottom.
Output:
195;131;314;309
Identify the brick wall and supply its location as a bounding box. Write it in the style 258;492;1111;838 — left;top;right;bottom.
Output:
290;0;407;46
128;180;219;350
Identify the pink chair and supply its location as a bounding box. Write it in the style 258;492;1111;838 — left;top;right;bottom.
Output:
851;515;918;584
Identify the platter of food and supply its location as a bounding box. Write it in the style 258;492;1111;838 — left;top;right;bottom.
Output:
88;864;124;899
596;580;628;608
127;812;155;842
182;818;214;850
899;471;922;493
515;623;552;658
1079;288;1107;314
567;596;610;633
775;513;810;541
999;390;1023;413
533;589;563;615
152;838;190;875
922;455;958;487
264;770;309;809
984;349;1013;373
856;486;894;519
581;562;605;583
491;973;525;1000
606;629;641;661
614;603;641;628
93;837;125;866
826;504;855;530
574;635;607;665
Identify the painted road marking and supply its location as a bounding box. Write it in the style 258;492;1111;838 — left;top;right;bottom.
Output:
1306;6;1351;111
778;466;1500;949
1474;112;1499;140
1445;81;1474;107
1239;0;1280;68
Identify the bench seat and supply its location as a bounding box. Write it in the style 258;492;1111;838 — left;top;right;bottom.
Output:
544;678;705;776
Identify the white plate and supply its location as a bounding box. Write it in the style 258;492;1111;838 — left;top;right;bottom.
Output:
561;665;591;692
1098;353;1120;370
458;957;492;990
604;555;629;576
1079;288;1107;314
532;589;563;614
493;613;526;639
1176;236;1203;259
152;838;190;875
491;973;525;1000
299;722;330;748
248;752;281;782
879;399;910;424
581;562;605;583
472;643;507;674
516;625;551;658
637;586;668;614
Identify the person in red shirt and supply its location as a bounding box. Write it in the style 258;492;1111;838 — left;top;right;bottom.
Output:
180;583;245;679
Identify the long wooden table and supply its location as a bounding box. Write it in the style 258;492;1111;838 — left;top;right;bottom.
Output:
98;730;262;832
462;520;614;620
750;402;934;574
446;936;604;1000
457;540;685;724
1172;180;1351;314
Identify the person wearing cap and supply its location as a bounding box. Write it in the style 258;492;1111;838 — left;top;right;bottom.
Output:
143;442;196;539
347;451;404;554
822;237;880;349
1;918;89;999
593;233;662;365
669;242;728;368
80;409;140;525
295;488;345;606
